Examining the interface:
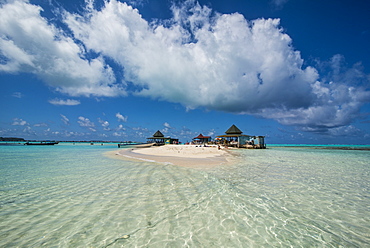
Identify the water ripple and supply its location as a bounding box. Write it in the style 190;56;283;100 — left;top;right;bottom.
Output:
0;146;369;247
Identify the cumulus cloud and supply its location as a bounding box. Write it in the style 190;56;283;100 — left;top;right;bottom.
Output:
1;0;369;133
12;118;28;126
162;122;174;134
51;130;86;138
64;2;318;112
66;1;316;111
77;116;95;128
131;126;148;138
258;55;370;132
257;81;370;132
49;98;81;106
116;124;125;131
64;0;369;133
0;0;125;97
98;118;110;131
78;117;94;127
116;112;128;122
113;132;126;137
22;126;36;135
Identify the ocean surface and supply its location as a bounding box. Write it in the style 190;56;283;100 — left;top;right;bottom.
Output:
0;143;369;247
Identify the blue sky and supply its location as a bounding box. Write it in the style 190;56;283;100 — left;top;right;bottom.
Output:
1;0;369;144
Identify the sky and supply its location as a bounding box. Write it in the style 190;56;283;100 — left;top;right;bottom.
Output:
1;0;370;144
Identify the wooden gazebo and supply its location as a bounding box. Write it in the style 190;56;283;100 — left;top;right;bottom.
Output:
147;130;179;145
216;125;252;147
216;125;266;148
192;134;211;144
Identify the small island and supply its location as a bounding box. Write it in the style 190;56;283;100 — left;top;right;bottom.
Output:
116;125;265;167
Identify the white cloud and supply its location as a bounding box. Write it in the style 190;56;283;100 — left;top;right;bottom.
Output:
12;92;23;98
65;1;316;112
60;114;70;125
257;56;370;131
206;129;216;137
0;0;125;97
328;125;362;136
51;130;87;137
116;124;125;131
113;132;126;137
22;126;35;135
162;122;174;134
98;118;110;131
163;122;172;129
34;123;48;127
131;126;149;138
64;0;369;133
101;121;109;128
1;0;369;134
116;112;128;122
77;116;95;127
49;98;81;106
12;118;28;126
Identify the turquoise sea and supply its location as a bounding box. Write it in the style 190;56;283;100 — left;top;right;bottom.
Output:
0;143;369;247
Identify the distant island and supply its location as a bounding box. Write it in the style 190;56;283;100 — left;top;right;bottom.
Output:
0;137;25;142
0;137;137;144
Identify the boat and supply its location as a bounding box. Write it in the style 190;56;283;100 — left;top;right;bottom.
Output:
24;141;59;145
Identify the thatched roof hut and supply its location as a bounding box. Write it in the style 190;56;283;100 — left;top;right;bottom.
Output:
216;124;251;147
147;130;179;145
193;133;211;143
225;124;243;135
217;124;266;148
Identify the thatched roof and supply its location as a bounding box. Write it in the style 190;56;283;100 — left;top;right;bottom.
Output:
225;125;243;134
152;130;164;137
193;133;211;139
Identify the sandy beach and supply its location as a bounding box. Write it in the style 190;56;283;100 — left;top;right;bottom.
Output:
116;144;234;168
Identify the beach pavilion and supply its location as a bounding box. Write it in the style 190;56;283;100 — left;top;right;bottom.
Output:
147;130;179;145
192;134;211;144
216;124;266;148
216;125;250;147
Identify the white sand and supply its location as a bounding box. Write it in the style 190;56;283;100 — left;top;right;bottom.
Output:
116;145;234;168
132;144;228;158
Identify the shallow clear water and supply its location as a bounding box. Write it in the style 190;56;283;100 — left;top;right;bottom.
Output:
0;144;369;247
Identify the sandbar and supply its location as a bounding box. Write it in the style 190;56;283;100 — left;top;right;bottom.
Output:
115;144;235;168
